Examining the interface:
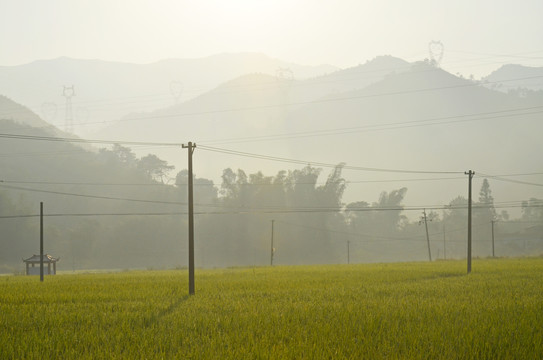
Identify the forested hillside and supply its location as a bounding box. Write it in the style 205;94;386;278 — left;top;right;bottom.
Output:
1;74;542;273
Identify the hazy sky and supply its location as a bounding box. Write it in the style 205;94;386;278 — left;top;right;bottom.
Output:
1;0;543;77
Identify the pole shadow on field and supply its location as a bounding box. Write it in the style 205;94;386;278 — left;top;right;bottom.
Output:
144;295;191;327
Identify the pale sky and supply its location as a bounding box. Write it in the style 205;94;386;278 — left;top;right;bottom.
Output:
1;0;543;77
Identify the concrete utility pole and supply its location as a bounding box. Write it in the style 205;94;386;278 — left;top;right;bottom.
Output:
491;220;495;258
347;240;350;264
40;202;44;282
270;220;275;266
443;224;446;260
421;209;432;262
465;170;475;274
182;142;196;295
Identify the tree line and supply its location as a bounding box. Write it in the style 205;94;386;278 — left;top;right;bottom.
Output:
1;142;542;273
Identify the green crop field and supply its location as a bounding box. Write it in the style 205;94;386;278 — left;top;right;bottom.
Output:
1;258;542;359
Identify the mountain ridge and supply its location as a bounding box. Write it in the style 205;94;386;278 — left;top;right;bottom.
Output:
0;53;338;135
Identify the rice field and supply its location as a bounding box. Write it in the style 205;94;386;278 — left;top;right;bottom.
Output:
1;258;542;359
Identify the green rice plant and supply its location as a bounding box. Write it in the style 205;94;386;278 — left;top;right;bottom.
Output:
1;258;542;359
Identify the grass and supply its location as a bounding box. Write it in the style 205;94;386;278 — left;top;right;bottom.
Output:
1;258;542;359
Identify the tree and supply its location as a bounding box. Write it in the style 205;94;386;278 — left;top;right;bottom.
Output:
372;188;408;232
138;154;175;183
443;196;468;258
112;144;137;166
285;165;321;207
521;198;543;222
175;170;218;204
478;179;496;220
498;210;510;221
0;191;35;272
317;163;346;208
346;188;408;234
345;201;370;231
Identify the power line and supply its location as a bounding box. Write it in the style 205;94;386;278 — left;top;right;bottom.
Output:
0;212;185;219
447;49;543;61
0;132;183;147
3;103;542;153
0;211;495;246
277;219;420;241
479;172;543;177
0;174;467;188
477;172;543;187
275;219;490;244
0;130;465;176
1;204;541;221
197;106;543;145
2;180;541;212
0;176;462;187
4;172;541;187
198;145;462;174
0;180;167;186
0;143;179;160
0;183;188;206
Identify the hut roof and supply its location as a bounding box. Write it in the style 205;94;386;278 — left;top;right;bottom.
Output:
23;254;59;263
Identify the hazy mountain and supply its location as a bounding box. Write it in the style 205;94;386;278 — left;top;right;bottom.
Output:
4;54;542;220
0;95;52;129
0;53;337;135
1;67;541;271
93;56;413;177
94;59;543;215
284;61;543;207
96;55;413;145
0;97;189;271
273;55;412;109
482;64;543;92
0;95;69;138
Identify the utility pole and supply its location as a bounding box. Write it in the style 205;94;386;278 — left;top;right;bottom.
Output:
270;220;275;266
465;170;475;274
182;142;196;295
40;202;44;282
491;220;495;258
347;240;350;264
443;224;446;260
420;209;432;261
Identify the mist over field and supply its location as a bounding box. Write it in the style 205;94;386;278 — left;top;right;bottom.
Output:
0;1;542;272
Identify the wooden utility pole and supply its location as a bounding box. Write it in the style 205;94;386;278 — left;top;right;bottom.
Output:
270;220;275;266
422;209;432;262
182;142;196;295
40;202;44;282
465;170;475;274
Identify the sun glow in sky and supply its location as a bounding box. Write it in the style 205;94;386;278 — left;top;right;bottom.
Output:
2;0;543;76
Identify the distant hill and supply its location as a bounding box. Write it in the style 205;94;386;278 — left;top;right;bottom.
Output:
94;60;543;214
285;61;540;168
281;55;411;107
482;64;543;92
0;53;337;135
0;94;54;129
284;61;543;207
0;96;191;271
0;94;70;138
96;55;413;144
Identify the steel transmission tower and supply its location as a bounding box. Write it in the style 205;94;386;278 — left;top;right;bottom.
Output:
62;85;76;133
428;40;444;67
